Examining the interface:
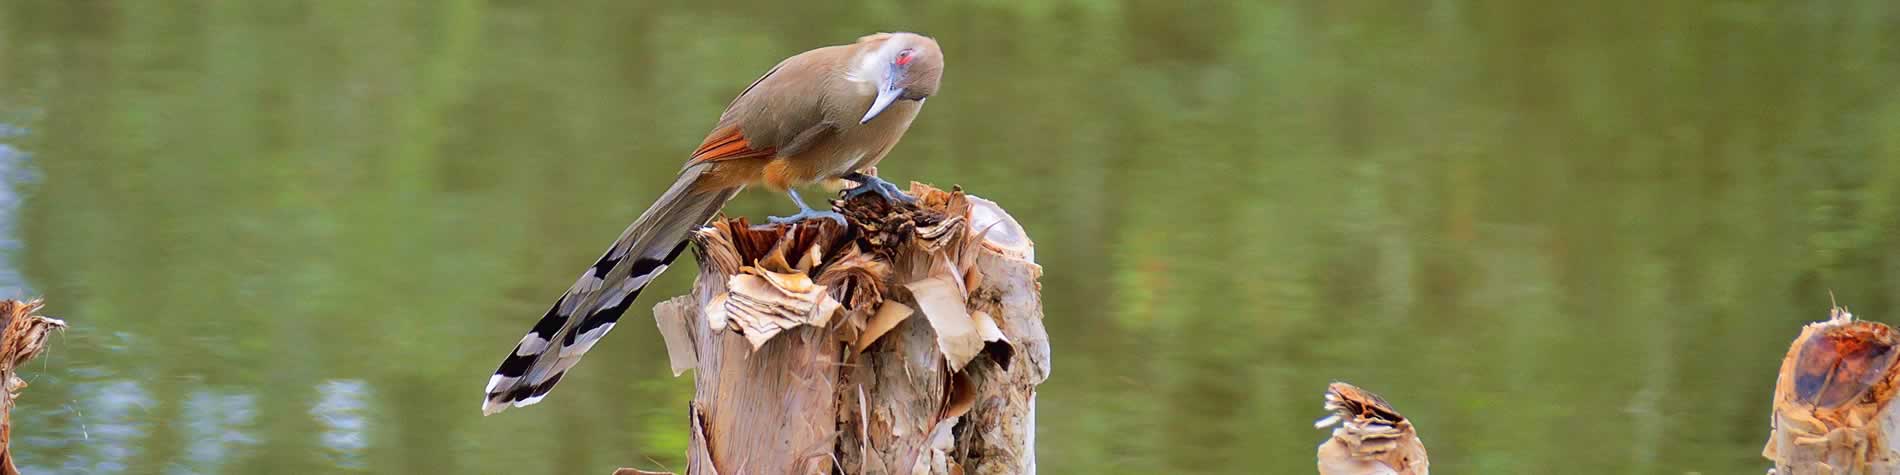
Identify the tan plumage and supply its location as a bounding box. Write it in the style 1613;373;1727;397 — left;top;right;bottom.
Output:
692;33;942;191
483;32;944;415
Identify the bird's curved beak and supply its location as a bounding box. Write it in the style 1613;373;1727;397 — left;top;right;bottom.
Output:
861;84;903;124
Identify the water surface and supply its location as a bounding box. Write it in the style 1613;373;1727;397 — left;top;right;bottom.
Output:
4;2;1900;473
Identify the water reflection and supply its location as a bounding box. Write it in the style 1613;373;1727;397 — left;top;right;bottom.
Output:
35;380;149;474
0;123;34;298
178;390;258;475
312;380;369;470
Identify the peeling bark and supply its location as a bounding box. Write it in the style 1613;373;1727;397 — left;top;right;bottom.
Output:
627;184;1046;475
0;299;65;475
1763;305;1900;474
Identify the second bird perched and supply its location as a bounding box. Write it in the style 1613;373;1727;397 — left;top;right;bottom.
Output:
482;32;946;415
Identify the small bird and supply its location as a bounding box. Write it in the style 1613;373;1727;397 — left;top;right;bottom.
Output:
482;32;944;415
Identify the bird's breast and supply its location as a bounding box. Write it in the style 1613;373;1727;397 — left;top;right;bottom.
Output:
763;98;922;189
847;105;920;166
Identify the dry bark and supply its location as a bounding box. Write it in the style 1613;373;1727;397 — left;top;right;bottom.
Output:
0;299;65;475
627;184;1047;475
1763;304;1900;474
1314;382;1429;475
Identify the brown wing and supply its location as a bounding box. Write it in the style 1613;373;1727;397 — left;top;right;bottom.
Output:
686;45;853;166
682;59;792;165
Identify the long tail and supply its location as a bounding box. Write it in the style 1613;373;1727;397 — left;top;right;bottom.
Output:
483;163;737;415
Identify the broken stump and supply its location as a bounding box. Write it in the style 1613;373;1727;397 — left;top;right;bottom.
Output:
0;299;65;475
1314;382;1429;475
631;183;1047;475
1763;304;1900;474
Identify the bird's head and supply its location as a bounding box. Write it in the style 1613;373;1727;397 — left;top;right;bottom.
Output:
853;32;943;124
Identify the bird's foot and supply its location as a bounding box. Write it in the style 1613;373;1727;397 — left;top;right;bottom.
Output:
841;172;916;204
768;207;847;226
771;188;848;226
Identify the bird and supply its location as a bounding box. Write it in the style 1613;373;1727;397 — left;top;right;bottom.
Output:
482;32;945;415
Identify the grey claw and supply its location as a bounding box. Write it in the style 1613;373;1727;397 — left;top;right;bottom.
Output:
769;210;847;226
889;188;918;204
843;178;915;204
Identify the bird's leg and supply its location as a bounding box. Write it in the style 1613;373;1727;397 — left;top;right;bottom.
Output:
840;171;916;204
768;188;847;225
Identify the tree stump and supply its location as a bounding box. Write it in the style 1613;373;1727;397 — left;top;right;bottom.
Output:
628;184;1047;475
0;299;65;475
1314;382;1430;475
1763;304;1900;474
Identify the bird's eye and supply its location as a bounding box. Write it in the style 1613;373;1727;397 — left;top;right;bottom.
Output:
895;49;915;66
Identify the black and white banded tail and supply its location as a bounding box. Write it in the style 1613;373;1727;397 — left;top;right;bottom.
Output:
483;164;737;415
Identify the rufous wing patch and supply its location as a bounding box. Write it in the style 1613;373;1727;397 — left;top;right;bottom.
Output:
689;126;776;165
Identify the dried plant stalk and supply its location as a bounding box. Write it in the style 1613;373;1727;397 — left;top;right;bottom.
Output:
1315;382;1429;475
630;184;1046;475
1763;305;1900;474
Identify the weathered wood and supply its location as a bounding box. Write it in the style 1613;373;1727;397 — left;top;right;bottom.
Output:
1763;304;1900;474
0;299;65;475
627;184;1046;475
1314;382;1429;475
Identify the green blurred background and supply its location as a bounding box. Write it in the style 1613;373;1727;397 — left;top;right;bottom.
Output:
3;1;1899;473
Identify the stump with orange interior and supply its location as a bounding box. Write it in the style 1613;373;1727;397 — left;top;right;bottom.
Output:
1764;304;1900;474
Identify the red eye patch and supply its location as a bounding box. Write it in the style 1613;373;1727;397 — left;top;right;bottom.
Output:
895;50;915;66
